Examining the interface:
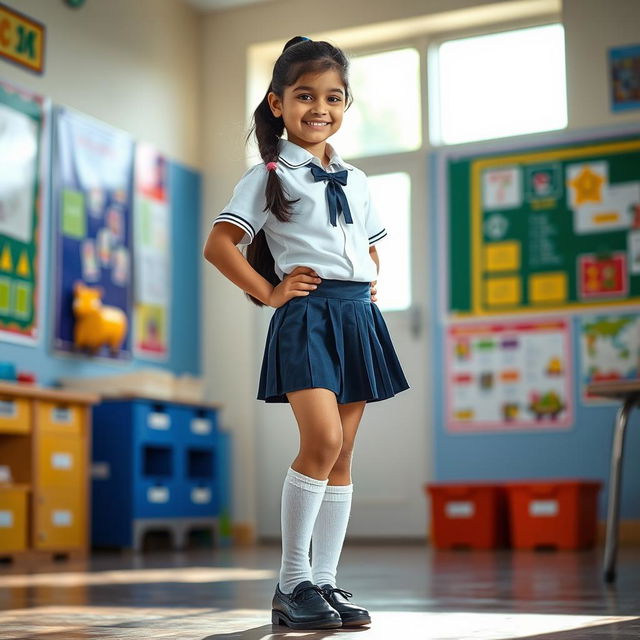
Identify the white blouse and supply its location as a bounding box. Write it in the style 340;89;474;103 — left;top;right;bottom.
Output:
213;139;386;282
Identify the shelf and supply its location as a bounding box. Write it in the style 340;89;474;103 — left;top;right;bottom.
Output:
187;448;214;479
142;445;173;477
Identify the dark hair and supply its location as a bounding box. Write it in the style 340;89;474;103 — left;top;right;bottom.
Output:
245;36;351;306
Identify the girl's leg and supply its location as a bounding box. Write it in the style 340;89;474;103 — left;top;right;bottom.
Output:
330;400;366;484
312;400;366;588
279;388;343;593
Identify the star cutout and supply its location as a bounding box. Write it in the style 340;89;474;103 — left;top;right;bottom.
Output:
569;166;605;205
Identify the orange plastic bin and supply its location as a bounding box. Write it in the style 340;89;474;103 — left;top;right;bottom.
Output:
504;479;602;550
425;483;508;550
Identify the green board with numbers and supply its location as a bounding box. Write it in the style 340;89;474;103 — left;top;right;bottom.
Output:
447;134;640;316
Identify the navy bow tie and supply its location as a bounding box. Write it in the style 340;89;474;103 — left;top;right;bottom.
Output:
307;163;353;226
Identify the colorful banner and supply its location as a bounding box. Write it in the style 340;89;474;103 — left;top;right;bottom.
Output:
580;313;640;404
52;107;134;359
0;80;45;344
134;143;170;359
446;319;573;432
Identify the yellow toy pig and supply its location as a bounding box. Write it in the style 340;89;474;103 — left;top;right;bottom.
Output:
73;282;128;355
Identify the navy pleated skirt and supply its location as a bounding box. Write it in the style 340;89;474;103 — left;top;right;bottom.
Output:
257;279;410;404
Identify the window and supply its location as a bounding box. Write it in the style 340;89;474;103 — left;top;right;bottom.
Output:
430;23;567;145
326;48;418;312
330;48;421;159
368;172;411;312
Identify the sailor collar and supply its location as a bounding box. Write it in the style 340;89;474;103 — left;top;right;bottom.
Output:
278;139;353;171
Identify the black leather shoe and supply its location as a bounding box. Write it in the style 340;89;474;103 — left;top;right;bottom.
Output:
271;581;342;630
320;584;371;627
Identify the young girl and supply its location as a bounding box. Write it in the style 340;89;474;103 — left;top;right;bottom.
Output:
204;36;409;630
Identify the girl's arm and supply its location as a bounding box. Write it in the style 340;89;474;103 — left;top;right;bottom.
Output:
369;245;379;303
203;222;320;307
369;245;379;273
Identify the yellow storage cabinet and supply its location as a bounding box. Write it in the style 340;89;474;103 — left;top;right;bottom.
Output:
0;485;29;552
37;402;83;436
35;488;85;550
37;433;85;488
0;396;31;435
0;383;97;565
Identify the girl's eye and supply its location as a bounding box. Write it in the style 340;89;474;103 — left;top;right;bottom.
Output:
297;94;313;101
328;96;343;103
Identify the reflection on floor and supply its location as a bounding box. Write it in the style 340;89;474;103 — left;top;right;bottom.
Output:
1;544;639;639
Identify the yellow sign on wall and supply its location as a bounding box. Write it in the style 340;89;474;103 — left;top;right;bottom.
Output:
484;241;521;272
529;272;568;304
0;3;45;74
485;276;521;307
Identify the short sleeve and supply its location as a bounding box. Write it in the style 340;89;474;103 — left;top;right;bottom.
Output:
364;178;387;246
213;164;269;246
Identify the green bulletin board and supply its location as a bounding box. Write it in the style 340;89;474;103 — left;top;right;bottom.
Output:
0;81;44;343
448;135;640;316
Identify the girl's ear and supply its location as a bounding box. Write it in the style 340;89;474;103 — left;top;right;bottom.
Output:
267;92;283;118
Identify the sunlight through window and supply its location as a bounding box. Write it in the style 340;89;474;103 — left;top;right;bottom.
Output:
431;24;567;144
331;48;421;158
368;172;411;312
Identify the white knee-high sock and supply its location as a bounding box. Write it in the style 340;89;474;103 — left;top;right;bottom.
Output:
279;467;328;594
311;483;353;588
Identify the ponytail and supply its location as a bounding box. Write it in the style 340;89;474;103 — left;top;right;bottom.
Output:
244;87;299;306
244;36;351;307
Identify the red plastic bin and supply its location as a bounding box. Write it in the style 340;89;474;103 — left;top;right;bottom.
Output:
504;479;602;550
425;483;508;550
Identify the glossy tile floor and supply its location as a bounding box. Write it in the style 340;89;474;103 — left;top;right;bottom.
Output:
1;543;639;639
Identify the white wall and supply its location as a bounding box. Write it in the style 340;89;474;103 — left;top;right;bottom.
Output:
1;0;202;168
564;0;640;130
200;0;640;537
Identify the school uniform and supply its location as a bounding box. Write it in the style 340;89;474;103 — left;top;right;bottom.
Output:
213;139;409;404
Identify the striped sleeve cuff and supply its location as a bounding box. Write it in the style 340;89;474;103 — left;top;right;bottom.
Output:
213;212;256;242
368;228;387;245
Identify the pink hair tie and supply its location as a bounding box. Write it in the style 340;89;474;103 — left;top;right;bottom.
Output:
265;161;278;171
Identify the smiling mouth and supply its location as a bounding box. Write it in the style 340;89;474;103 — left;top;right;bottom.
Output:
304;121;330;128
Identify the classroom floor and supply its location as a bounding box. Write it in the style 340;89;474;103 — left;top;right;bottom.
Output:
1;542;639;639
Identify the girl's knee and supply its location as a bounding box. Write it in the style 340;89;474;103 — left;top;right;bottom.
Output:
320;430;343;462
331;445;354;474
301;429;343;466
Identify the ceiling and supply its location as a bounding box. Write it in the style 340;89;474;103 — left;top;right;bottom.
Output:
181;0;274;12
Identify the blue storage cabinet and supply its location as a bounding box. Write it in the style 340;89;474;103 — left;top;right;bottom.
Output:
91;398;228;549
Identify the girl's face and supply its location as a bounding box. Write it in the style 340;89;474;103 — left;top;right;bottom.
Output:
268;69;346;156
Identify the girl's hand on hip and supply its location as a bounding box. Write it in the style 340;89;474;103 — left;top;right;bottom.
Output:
370;280;378;303
268;266;321;308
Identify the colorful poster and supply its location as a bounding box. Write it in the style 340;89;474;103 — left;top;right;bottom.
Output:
447;136;640;316
446;319;573;432
609;44;640;112
52;107;134;359
578;252;628;299
0;80;46;344
580;313;640;403
134;143;170;359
